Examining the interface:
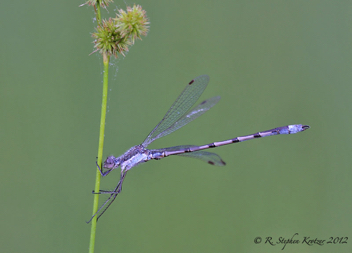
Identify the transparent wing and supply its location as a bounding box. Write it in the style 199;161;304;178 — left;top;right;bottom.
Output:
178;151;226;166
156;145;226;166
142;75;212;147
146;96;220;146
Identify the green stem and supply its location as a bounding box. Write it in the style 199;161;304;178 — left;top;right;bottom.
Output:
95;3;101;25
88;52;110;253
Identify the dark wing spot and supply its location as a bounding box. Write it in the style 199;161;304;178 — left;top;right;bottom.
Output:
208;143;216;148
232;138;239;143
189;80;194;85
185;148;191;153
200;100;207;105
208;161;215;165
254;133;261;138
221;160;226;165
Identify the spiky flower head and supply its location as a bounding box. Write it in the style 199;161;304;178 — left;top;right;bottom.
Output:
114;5;149;44
80;0;113;8
92;18;131;58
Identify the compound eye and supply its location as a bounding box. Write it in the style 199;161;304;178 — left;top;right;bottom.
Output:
103;156;116;169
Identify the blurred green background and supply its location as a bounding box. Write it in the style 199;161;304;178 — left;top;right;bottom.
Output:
1;0;351;252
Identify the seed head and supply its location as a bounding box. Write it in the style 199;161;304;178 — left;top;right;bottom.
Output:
92;18;131;58
80;0;113;8
114;5;149;44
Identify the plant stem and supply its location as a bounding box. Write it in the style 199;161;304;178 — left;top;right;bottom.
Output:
95;3;101;25
89;52;110;253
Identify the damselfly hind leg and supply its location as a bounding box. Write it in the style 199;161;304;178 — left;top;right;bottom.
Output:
87;171;128;223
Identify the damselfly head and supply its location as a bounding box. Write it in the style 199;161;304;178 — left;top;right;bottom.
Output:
103;156;120;169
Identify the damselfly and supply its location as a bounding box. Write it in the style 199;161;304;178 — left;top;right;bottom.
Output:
88;75;309;222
